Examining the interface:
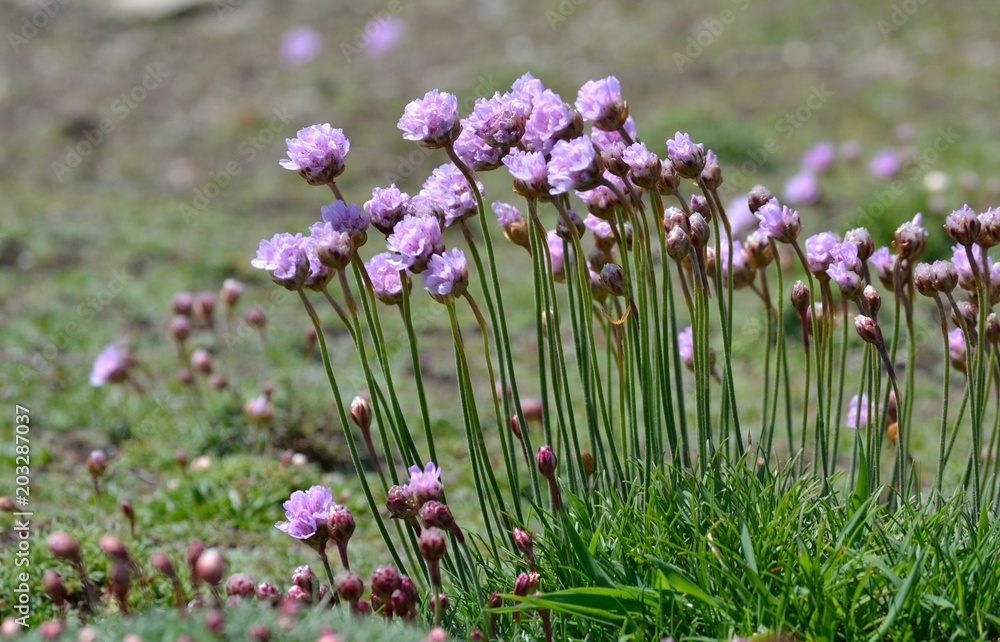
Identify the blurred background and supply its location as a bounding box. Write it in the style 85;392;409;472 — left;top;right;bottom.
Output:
3;0;1000;583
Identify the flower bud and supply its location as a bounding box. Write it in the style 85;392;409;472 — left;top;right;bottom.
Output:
327;505;356;547
556;209;586;241
863;285;881;316
226;573;255;598
245;305;267;329
844;227;875;261
665;226;691;261
370;564;402;601
932;260;958;294
791;280;810;315
386;485;417;520
190;348;213;375
186;540;205;578
689;194;711;220
700;150;722;189
109;560;131;610
195;548;225;587
892;214;927;260
256;581;280;604
513;528;535;565
48;532;81;565
854;315;880;345
87;450;108;479
43;570;66;606
0;496;15;512
513;571;540;596
688;213;711;248
582;451;595;478
953;300;978;331
657;163;680;196
220;279;243;307
99;534;129;561
195;292;216;321
419;527;447;564
418;501;456;531
536;445;557;478
747;185;774;213
600;263;626;297
350;395;372;432
987;314;1000;345
173;292;194;316
945;205;981;246
336;570;364;603
913;263;936;297
208;374;228;390
743;232;773;269
151;552;176;577
286;584;310;604
169;316;192;342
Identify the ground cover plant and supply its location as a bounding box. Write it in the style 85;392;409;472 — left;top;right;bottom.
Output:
6;65;1000;641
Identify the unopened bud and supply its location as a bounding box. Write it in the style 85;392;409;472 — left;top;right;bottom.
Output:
195;292;216;321
657;163;680;196
350;395;372;431
245;306;267;328
854;315;879;345
327;505;356;547
582;451;595;478
945;205;981;246
370;564;402;600
844;227;875;261
220;279;243;307
536;445;557;478
99;534;129;561
226;573;255;598
43;570;66;606
195;548;225;587
419;528;447;563
87;450;108;479
600;263;625;297
172;292;194;316
913;263;936;297
190;348;213;375
513;528;534;563
747;185;773;213
169;315;192;342
151;552;176;577
665;226;691;261
791;280;810;314
336;571;364;603
386;485;417;520
700;150;722;189
863;286;881;316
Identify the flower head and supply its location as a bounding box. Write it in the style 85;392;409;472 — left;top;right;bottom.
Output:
945;204;981;246
420;163;483;227
803;232;841;275
870;246;898;291
279;124;349;186
397;90;461;148
510;72;546;105
846;394;868;429
755;198;801;244
453;126;505;172
783;171;820;205
892;213;928;260
584;213;614;241
522;90;579;155
279;27;322;67
948;327;966;370
422;248;469;303
548;136;601;195
251;232;312;289
320;200;369;248
492;201;523;228
275;486;335;545
621;141;661;189
405;462;443;505
547;230;568;280
386;215;444;273
90;345;130;386
575;76;627;131
678;326;694;367
503;149;551;198
364;185;415;236
666;131;706;179
308;221;353;271
467;92;530;148
868;148;900;178
365;252;408;305
801;141;835;173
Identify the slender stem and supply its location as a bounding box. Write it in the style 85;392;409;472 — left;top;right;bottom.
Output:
297;289;406;574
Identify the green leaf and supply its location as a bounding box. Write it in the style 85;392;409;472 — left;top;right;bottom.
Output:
868;548;925;642
740;521;758;574
562;511;614;588
649;558;721;609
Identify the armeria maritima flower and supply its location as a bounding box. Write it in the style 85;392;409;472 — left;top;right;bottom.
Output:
279;124;349;186
397;90;461;149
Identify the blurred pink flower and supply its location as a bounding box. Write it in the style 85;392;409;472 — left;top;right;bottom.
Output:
280;27;322;67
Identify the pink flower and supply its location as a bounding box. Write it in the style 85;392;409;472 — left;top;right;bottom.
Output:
275;486;335;542
397;90;461;149
279;124;349;186
90;345;130;386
